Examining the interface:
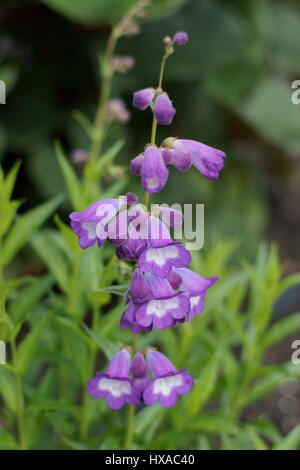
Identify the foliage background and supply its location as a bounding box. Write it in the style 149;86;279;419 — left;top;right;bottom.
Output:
0;0;300;450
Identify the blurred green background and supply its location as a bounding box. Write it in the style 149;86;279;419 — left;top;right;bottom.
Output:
1;0;300;450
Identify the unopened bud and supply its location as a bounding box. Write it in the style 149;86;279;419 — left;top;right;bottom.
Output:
106;99;130;123
111;55;135;73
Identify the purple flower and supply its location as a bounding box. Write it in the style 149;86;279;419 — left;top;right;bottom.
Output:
116;236;147;261
122;271;190;332
130;149;170;194
133;87;155;110
143;349;193;408
87;348;141;409
171;267;219;320
70;198;126;249
128;269;150;303
162;138;226;180
172;31;188;46
153;93;176;125
131;352;151;394
139;242;191;278
130;154;144;176
141;145;169;194
121;300;153;334
160;147;192;172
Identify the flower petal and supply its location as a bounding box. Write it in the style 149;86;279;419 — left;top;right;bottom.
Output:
139;243;191;278
141;146;169;194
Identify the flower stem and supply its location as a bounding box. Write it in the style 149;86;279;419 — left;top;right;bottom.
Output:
145;48;172;208
124;333;139;449
11;340;27;450
124;403;135;449
88;31;118;167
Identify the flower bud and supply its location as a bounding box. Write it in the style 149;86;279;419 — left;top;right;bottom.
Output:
172;31;188;46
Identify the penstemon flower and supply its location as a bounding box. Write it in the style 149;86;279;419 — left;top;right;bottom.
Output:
70;28;225;416
121;269;191;331
152;93;176;125
87;348;140;410
143;349;194;408
169;267;219;320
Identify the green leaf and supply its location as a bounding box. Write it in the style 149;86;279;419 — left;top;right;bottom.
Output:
30;230;70;293
253;0;300;74
134;404;166;443
15;316;48;374
94;284;128;296
9;274;54;325
189;413;239;435
274;424;300;450
0;427;18;450
61;322;90;384
4;160;21;200
93;140;124;178
0;368;17;413
244;364;300;407
55;141;83;210
54;214;80;254
2;194;63;267
260;313;300;351
82;324;120;360
39;0;185;24
240;78;300;156
186;353;219;415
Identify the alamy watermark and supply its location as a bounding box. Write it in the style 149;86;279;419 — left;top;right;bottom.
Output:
0;340;6;364
93;198;205;251
291;80;300;104
0;80;6;104
291;340;300;365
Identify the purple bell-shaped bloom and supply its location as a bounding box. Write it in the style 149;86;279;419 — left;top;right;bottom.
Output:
133;87;155;110
121;270;190;332
131;352;151;394
87;348;141;410
141;145;169;194
143;349;193;408
153;93;176;125
70;197;126;249
162;138;226;180
170;267;219;320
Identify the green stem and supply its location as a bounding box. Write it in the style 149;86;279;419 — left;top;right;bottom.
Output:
124;404;135;449
124;334;138;449
11;340;27;450
80;304;99;439
88;31;118;166
145;50;172;209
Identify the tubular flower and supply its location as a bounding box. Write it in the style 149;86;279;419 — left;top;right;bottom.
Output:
87;348;141;410
172;31;188;46
162;138;226;180
153;93;176;125
141;146;169;194
143;349;193;408
70;198;126;249
132;87;155;110
170;267;219;320
121;270;190;332
131;352;151;394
